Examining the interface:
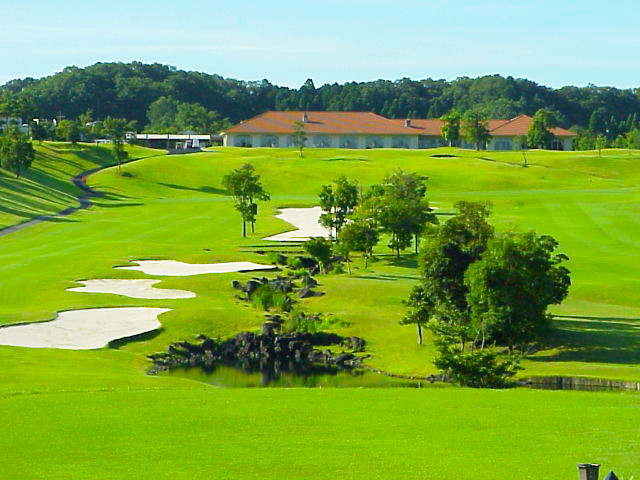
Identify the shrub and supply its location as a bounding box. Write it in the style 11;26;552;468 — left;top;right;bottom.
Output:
434;344;522;388
250;285;292;312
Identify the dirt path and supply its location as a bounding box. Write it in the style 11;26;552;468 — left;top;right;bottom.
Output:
0;153;163;238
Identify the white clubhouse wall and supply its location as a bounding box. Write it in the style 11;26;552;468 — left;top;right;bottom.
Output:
224;133;574;151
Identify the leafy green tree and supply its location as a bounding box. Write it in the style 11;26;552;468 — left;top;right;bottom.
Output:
146;96;178;131
55;119;80;143
626;128;640;153
103;117;135;172
378;169;435;257
417;201;495;348
66;121;81;144
336;221;379;272
303;237;333;273
30;120;52;142
318;176;358;239
461;110;490;150
526;109;555;149
439;109;461;147
292;121;307;157
401;284;432;344
464;232;571;351
221;163;270;237
0;127;35;178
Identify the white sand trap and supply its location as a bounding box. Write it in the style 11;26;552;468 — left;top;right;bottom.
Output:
116;260;275;276
67;279;196;299
263;207;331;242
0;307;170;349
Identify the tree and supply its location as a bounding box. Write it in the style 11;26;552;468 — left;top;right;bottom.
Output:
221;163;270;237
418;201;494;349
103;117;135;172
303;237;332;273
464;232;571;351
0;127;35;178
336;221;379;272
401;284;432;344
318;176;358;239
526;109;555;149
461;110;490;150
378;169;435;257
55;119;80;143
439;109;461;147
513;135;528;166
626;128;640;154
292;121;307;157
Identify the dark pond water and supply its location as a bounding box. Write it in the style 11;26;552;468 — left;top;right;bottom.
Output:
161;364;438;388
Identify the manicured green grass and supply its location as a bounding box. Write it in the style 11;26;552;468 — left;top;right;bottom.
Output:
0;142;160;228
2;144;640;477
2;387;639;479
3;146;640;379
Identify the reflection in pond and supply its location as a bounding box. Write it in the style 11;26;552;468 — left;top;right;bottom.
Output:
523;376;640;392
161;363;431;388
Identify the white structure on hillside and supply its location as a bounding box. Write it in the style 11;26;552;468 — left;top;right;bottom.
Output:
222;111;576;151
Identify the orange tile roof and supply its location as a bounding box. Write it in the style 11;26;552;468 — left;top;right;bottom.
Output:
489;114;576;137
224;111;418;135
225;112;576;138
389;119;443;135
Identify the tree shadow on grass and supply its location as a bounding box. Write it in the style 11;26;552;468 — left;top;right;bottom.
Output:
530;315;640;365
378;254;419;269
108;328;163;349
157;182;226;195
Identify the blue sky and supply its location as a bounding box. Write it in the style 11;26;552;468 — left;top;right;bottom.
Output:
2;0;639;89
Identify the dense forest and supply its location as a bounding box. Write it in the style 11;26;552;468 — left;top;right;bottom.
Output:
1;61;640;145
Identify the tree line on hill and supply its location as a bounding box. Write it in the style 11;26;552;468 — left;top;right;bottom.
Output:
2;61;640;148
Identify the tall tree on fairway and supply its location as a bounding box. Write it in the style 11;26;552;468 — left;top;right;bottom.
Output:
440;109;461;147
292;121;307;157
318;176;358;239
464;232;571;351
103;117;135;172
526;109;555;149
378;169;435;257
222;163;270;237
336;221;379;272
462;110;490;150
0;126;35;178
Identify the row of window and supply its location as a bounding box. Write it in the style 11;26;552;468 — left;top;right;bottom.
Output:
233;135;569;150
233;135;420;148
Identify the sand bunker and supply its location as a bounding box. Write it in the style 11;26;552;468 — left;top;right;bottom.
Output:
67;279;196;299
263;207;331;242
0;307;170;349
116;260;275;276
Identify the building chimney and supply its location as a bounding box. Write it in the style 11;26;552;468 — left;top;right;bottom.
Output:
404;119;412;127
302;112;308;123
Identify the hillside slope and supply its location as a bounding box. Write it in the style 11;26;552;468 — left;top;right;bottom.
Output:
0;141;161;229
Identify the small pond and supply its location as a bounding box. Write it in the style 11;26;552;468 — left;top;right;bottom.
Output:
161;364;436;388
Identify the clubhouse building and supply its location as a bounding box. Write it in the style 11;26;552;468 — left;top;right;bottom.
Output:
222;111;576;151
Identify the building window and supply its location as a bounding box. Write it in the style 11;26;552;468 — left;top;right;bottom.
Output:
235;135;252;147
340;136;357;148
313;136;331;148
261;135;279;147
284;136;293;147
366;136;384;148
551;139;564;151
494;139;512;151
392;136;410;148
